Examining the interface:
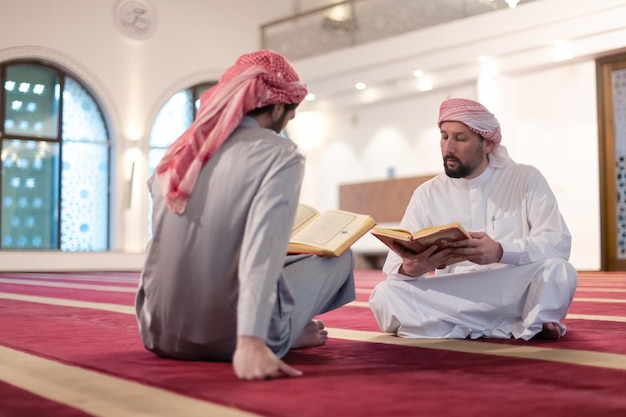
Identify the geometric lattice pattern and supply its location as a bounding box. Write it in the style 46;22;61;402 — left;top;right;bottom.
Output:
60;77;109;251
262;0;542;61
613;68;626;258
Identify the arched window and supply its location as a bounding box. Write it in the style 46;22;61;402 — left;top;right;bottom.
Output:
1;61;110;251
148;82;216;175
146;82;216;235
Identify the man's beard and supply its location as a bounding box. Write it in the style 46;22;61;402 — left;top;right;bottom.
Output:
268;110;291;134
443;150;484;178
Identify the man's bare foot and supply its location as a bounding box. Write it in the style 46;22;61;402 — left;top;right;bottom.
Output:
534;322;562;340
292;320;328;349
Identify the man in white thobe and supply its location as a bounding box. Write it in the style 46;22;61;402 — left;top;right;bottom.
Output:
136;50;355;380
369;98;577;341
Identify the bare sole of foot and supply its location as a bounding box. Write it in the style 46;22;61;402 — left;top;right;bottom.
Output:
292;319;328;349
534;322;562;340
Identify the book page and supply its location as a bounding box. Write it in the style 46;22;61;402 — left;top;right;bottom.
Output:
371;227;413;241
288;209;375;256
413;222;467;239
292;204;319;235
291;210;356;246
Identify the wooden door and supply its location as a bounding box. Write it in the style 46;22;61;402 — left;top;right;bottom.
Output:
597;53;626;270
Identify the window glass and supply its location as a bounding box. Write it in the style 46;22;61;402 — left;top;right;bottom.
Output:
62;77;108;143
60;77;109;251
60;141;109;251
1;139;60;249
4;64;60;139
149;90;193;150
1;62;110;251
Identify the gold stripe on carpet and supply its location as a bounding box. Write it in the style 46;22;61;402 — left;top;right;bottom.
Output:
348;299;626;307
0;293;135;314
327;328;626;371
566;313;626;322
574;297;626;303
356;287;626;295
0;346;260;417
0;278;136;293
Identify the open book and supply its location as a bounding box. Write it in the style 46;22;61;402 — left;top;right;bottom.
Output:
288;204;376;257
371;222;471;266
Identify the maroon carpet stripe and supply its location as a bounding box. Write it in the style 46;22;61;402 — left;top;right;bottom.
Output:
574;290;626;298
2;299;626;417
0;380;93;417
473;319;626;355
319;306;380;332
567;303;626;316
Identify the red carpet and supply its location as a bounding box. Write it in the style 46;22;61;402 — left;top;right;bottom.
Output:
1;270;626;417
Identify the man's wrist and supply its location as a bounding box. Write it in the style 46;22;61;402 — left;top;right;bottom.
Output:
236;335;265;349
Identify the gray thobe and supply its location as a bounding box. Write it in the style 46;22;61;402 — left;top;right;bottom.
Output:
136;117;355;361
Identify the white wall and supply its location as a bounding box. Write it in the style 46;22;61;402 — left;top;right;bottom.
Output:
497;62;601;269
291;84;477;210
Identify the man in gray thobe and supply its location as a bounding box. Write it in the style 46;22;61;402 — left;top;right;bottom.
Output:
135;50;355;380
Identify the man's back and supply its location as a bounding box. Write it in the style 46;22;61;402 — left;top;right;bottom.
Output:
138;118;304;349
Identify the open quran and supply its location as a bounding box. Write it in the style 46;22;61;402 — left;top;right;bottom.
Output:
288;204;376;257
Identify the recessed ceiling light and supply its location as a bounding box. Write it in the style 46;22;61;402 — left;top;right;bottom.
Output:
355;82;366;90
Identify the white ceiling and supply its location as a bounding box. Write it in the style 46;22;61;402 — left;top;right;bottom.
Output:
278;0;626;111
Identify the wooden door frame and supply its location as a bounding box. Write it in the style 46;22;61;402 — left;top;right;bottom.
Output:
597;53;626;270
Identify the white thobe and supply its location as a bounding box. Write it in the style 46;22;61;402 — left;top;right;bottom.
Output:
369;161;578;340
136;117;355;361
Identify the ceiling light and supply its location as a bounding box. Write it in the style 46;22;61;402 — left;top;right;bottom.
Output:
327;4;351;22
305;93;316;101
355;82;366;90
553;40;573;62
413;69;424;78
418;77;433;92
505;0;520;8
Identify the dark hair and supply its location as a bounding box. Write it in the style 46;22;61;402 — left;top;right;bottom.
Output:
247;102;299;116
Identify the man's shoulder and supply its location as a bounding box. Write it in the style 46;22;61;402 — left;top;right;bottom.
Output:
226;127;304;167
232;126;300;149
412;173;448;196
496;162;549;189
502;161;544;177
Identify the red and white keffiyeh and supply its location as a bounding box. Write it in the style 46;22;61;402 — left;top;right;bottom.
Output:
156;49;308;214
438;98;510;167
